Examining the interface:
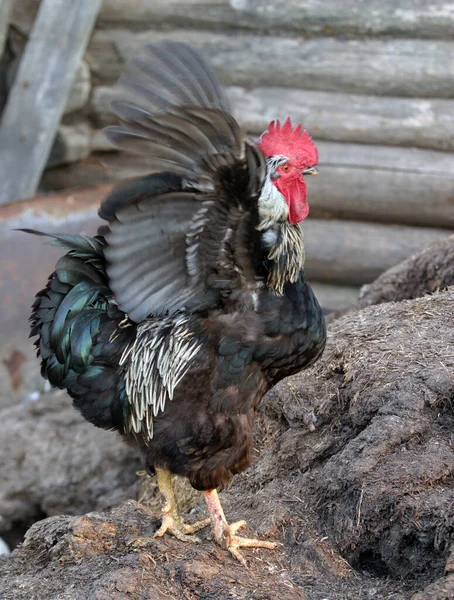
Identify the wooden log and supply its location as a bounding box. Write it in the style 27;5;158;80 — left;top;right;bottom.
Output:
44;142;454;231
230;87;454;153
87;29;454;99
64;61;91;116
47;123;93;168
0;0;102;205
0;0;13;57
10;0;39;36
310;142;454;229
88;85;454;229
93;142;454;231
310;282;360;311
102;142;453;229
92;85;454;152
98;0;454;39
302;220;451;285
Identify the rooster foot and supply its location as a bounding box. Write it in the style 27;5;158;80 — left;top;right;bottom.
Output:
154;511;210;543
129;513;210;547
203;489;279;566
218;519;279;566
130;466;209;547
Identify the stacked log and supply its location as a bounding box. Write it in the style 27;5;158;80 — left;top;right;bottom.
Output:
98;0;454;39
302;220;451;285
5;0;454;289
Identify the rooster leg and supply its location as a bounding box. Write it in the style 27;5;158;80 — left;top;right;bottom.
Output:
203;488;279;565
131;468;209;547
154;467;210;541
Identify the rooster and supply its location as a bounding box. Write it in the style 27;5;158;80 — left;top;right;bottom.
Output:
27;41;326;564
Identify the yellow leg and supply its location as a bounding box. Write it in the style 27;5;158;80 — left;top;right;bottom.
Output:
203;488;279;565
130;467;209;547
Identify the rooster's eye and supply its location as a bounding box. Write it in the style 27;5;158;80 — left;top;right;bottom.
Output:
281;164;290;172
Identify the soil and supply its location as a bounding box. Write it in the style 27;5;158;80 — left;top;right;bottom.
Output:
0;391;141;549
0;240;453;599
358;234;454;307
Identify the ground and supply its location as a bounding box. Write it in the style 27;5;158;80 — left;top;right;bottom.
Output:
0;239;453;600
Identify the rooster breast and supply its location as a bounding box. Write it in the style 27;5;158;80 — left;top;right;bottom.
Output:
124;272;325;492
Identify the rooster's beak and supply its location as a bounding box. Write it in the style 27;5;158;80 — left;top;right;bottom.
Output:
302;167;319;176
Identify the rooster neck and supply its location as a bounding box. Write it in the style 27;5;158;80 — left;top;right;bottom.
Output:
261;222;306;295
255;169;305;294
256;175;288;230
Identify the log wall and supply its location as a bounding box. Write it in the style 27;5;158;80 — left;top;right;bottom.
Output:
3;0;454;289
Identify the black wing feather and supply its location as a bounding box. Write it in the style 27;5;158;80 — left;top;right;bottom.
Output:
101;41;265;323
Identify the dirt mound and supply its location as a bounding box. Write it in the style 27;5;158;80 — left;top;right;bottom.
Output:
261;289;454;597
0;501;307;600
359;234;454;306
0;391;141;549
1;288;453;599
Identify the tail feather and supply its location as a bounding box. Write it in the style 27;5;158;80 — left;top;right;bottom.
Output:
50;281;101;351
24;230;136;431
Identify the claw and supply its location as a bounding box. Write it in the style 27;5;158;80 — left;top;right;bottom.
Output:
229;545;248;566
227;530;279;565
225;538;281;566
203;489;279;564
134;467;209;547
153;512;210;543
128;513;209;547
229;520;247;535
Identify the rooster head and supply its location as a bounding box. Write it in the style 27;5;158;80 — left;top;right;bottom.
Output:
257;118;318;225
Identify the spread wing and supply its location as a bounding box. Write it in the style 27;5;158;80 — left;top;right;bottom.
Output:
101;41;265;322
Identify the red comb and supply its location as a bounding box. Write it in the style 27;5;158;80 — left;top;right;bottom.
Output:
257;118;318;169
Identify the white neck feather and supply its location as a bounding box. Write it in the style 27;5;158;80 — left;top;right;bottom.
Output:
257;175;289;231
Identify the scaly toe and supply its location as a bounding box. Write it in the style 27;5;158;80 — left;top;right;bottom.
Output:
181;517;211;535
203;489;280;564
153;512;209;543
231;535;280;550
224;525;280;565
227;537;279;566
228;545;248;567
229;520;247;535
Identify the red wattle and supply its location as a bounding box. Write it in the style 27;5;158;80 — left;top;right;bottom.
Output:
276;177;309;224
